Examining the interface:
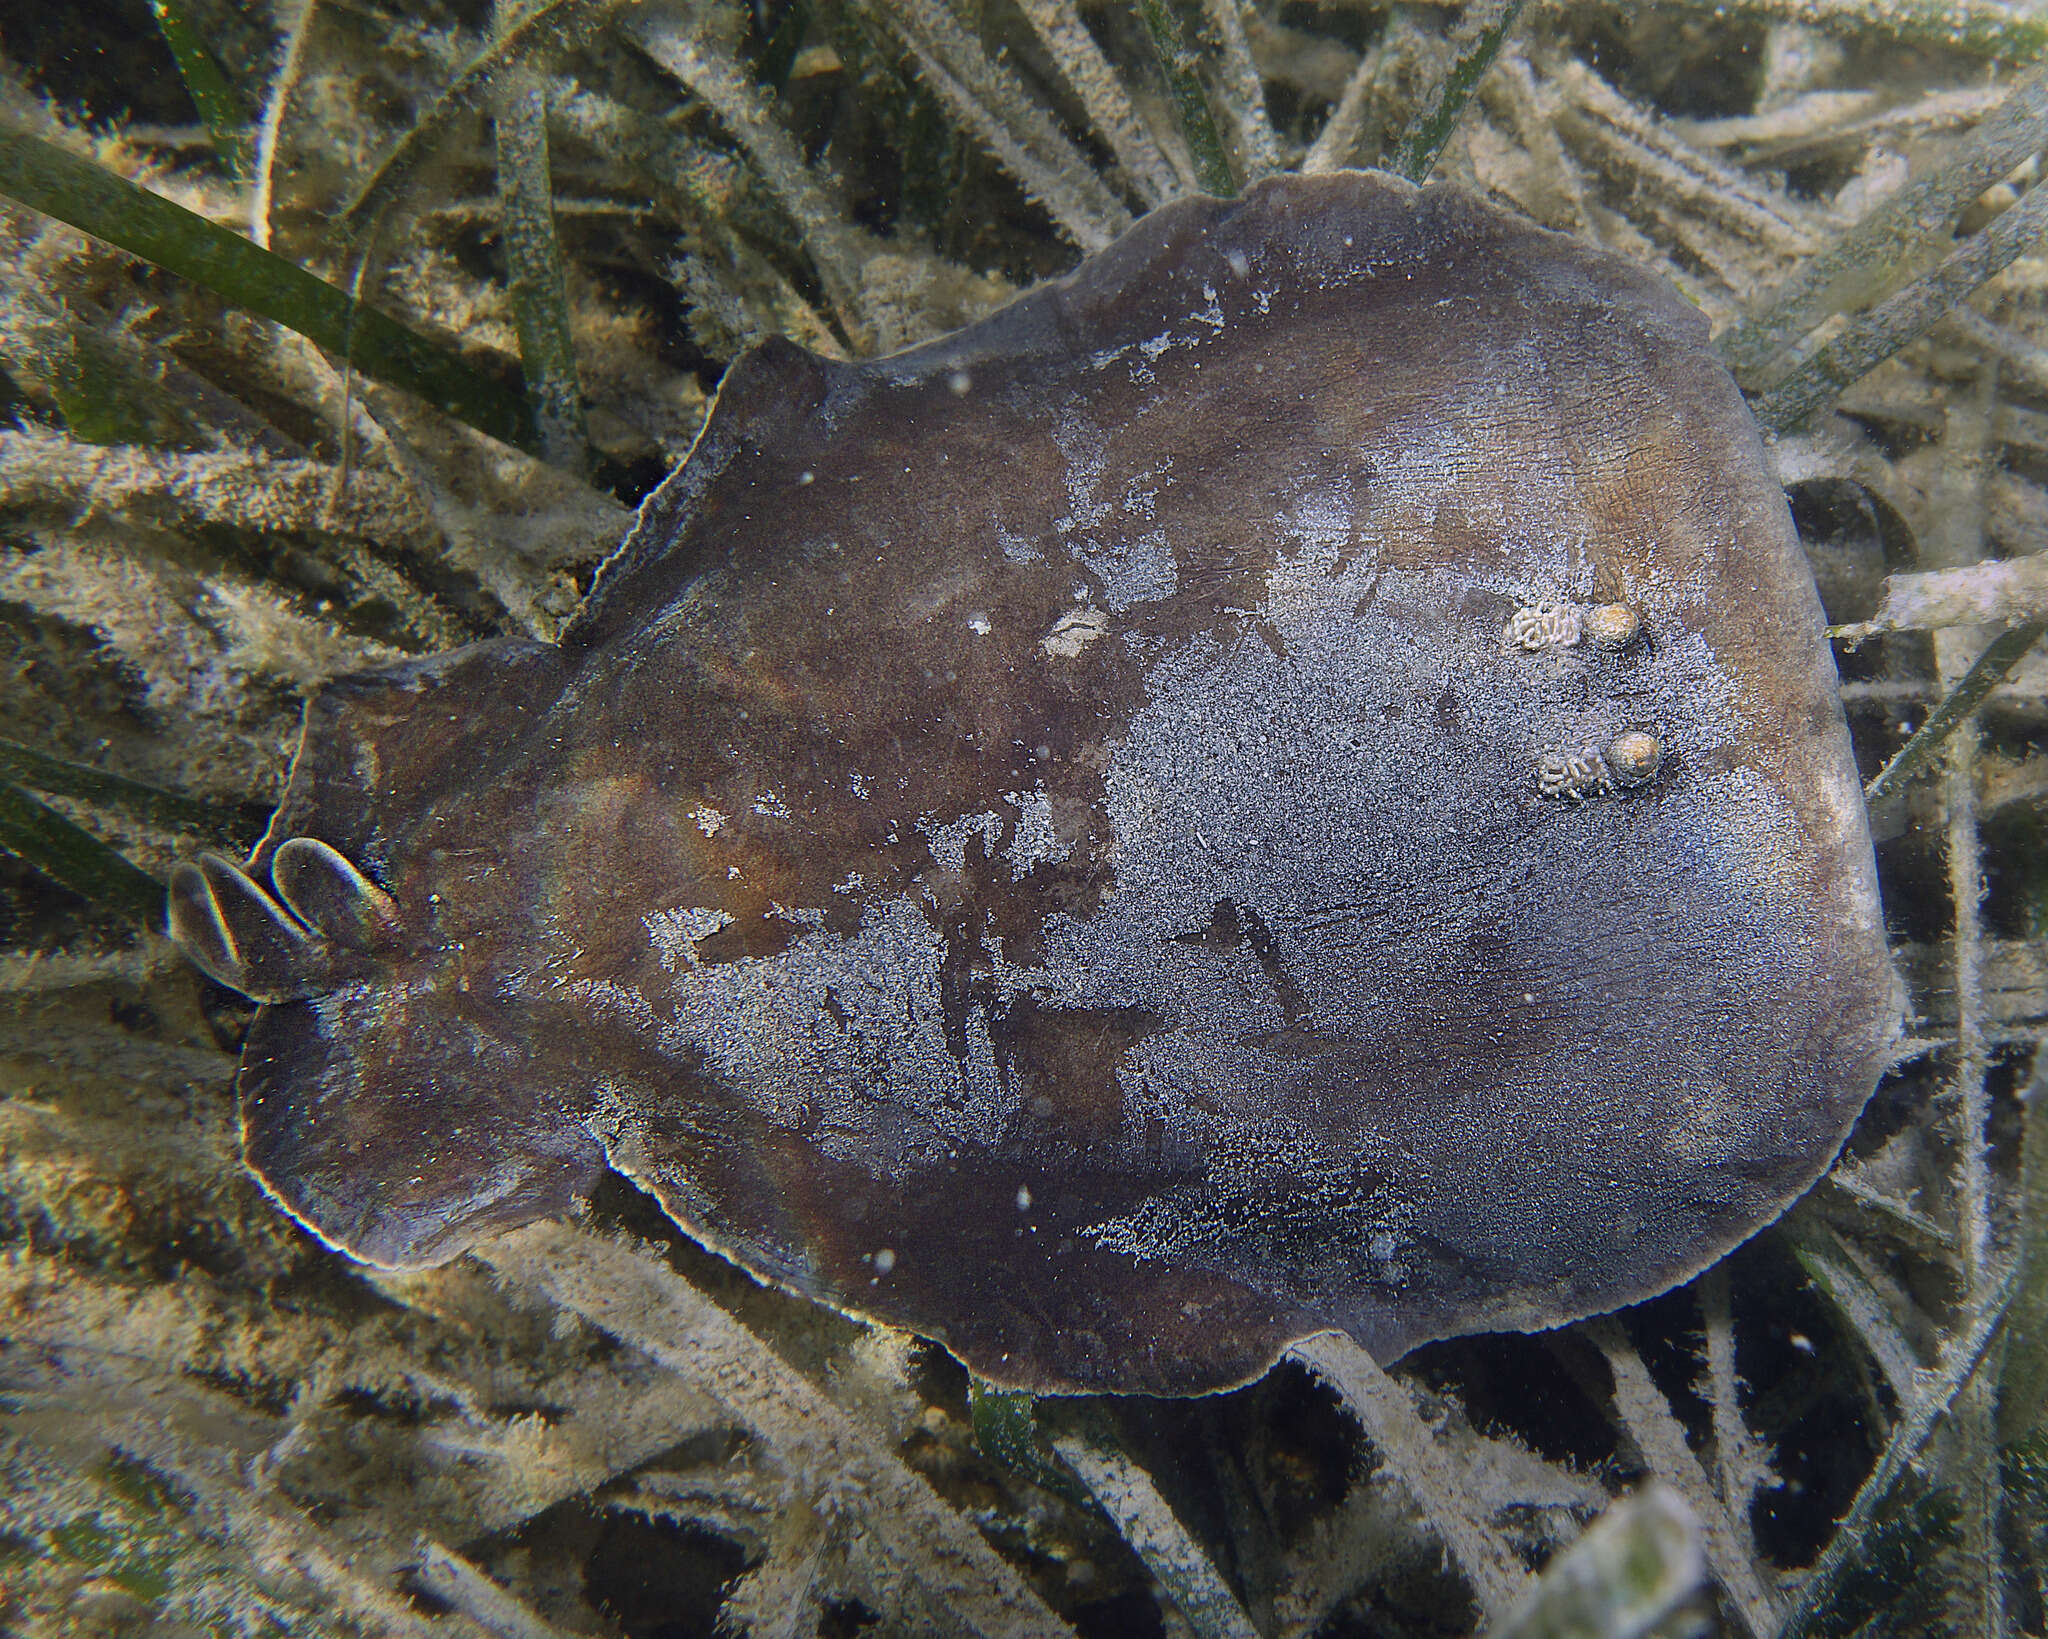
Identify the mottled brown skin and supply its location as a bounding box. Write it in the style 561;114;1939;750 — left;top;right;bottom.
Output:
172;173;1899;1395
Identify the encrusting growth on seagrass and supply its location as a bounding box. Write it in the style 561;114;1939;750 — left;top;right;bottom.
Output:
169;171;1898;1397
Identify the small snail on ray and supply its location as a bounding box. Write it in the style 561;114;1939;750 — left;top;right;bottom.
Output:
171;173;1899;1396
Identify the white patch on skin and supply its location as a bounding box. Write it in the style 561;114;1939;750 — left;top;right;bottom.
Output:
690;804;728;836
547;974;659;1038
1053;412;1114;536
1002;789;1072;880
1120;460;1168;521
752;790;791;819
1224;248;1250;279
997;520;1042;563
1080;528;1177;612
1708;762;1808;899
1042;605;1110;659
632;894;1048;1179
1050;419;1178;611
1261;487;1366;626
921;810;1004;870
644;906;734;971
967;613;992;636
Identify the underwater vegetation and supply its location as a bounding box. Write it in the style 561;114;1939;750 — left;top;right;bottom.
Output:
5;0;2048;1634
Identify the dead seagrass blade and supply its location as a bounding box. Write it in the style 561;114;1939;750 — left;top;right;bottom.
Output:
174;172;1900;1395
